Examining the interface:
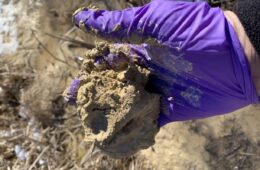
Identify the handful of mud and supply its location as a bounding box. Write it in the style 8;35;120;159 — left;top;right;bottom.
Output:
64;43;160;158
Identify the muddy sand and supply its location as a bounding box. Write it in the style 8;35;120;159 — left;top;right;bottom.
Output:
64;42;160;157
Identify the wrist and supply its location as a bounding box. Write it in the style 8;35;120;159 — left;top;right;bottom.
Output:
224;10;260;96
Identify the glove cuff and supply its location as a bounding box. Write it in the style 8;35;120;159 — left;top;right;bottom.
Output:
232;0;260;56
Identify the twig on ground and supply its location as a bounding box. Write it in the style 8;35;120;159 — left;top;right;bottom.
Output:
239;152;257;156
28;146;49;170
42;30;94;49
0;72;35;78
80;142;96;166
32;30;78;69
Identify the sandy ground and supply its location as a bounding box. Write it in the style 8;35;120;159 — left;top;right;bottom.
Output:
141;105;260;170
0;0;259;169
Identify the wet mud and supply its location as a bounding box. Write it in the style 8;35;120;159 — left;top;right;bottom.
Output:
64;42;160;157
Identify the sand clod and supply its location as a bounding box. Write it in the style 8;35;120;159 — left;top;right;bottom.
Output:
64;42;160;157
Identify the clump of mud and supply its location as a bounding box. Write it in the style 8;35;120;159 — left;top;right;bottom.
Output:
64;42;160;158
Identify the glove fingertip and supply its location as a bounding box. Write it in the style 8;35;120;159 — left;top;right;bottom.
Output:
64;78;81;105
72;7;91;28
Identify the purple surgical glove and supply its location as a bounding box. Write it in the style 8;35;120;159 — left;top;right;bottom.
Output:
71;1;259;127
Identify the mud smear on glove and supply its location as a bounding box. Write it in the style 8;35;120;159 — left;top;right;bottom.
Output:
64;42;160;158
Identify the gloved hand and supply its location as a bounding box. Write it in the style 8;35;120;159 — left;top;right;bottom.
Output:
70;0;259;126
